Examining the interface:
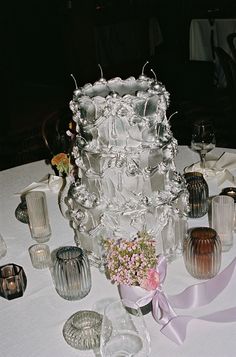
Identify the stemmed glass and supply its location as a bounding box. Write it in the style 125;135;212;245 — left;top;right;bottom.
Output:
191;119;216;168
100;299;151;357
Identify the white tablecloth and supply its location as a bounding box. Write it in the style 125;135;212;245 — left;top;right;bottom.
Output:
1;146;236;357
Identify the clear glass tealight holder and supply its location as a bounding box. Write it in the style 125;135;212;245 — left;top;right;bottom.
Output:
29;244;52;269
63;310;103;350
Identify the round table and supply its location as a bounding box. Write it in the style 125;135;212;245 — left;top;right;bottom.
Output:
0;146;236;357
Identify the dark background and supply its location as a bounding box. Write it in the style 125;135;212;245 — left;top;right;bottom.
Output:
1;0;236;169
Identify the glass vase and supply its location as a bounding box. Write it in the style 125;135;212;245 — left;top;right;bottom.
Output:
52;246;91;300
59;177;71;219
184;172;209;218
183;227;221;279
100;299;151;357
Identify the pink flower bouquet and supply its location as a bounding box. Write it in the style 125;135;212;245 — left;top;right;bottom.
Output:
104;231;159;291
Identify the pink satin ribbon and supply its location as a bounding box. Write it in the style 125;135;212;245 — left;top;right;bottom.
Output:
119;255;236;345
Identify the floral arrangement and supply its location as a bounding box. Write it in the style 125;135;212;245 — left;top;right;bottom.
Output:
104;231;159;291
51;153;70;176
50;120;77;177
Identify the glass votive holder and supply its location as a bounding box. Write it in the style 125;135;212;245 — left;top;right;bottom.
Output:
25;191;51;243
0;263;27;300
15;197;29;224
63;310;103;350
220;187;236;202
183;227;221;279
29;244;51;269
52;246;91;301
184;172;209;218
0;234;7;259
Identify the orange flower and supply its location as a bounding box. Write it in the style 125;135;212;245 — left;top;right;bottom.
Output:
51;153;69;175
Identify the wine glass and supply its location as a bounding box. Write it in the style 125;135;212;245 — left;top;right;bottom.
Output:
100;299;151;357
191;119;216;168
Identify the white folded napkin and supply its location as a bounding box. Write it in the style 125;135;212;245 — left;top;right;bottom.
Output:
184;152;236;186
15;174;63;196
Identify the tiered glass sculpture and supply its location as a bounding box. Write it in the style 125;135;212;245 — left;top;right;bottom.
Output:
66;70;189;267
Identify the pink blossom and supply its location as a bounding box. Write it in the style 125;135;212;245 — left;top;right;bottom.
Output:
140;268;160;291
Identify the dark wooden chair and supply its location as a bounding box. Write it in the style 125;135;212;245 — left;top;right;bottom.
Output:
41;107;72;158
214;46;236;108
227;33;236;63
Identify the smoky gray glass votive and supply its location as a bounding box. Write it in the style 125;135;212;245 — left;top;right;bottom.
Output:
15;199;29;224
63;310;103;350
0;263;27;300
220;187;236;202
184;172;209;218
52;246;91;301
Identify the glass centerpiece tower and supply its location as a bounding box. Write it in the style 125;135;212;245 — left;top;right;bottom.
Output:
66;70;189;268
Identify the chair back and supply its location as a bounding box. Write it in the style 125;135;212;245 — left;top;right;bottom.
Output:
227;33;236;62
214;47;236;92
41;107;72;157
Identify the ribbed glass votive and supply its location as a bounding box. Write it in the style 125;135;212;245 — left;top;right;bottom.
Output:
29;244;51;269
63;310;102;350
52;246;91;300
183;227;221;279
184;172;209;218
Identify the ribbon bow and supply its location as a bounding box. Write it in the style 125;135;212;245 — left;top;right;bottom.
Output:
119;255;236;345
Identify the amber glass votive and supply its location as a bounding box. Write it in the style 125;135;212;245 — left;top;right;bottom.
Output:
183;227;221;279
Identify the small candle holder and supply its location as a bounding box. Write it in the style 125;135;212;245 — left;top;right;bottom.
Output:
63;310;103;350
15;197;29;224
184;172;209;218
29;244;52;269
0;264;27;300
183;227;221;279
220;187;236;202
52;246;91;301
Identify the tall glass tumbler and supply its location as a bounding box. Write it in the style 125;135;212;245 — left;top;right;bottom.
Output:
100;299;151;357
25;191;51;242
220;187;236;231
52;246;91;301
211;195;235;252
